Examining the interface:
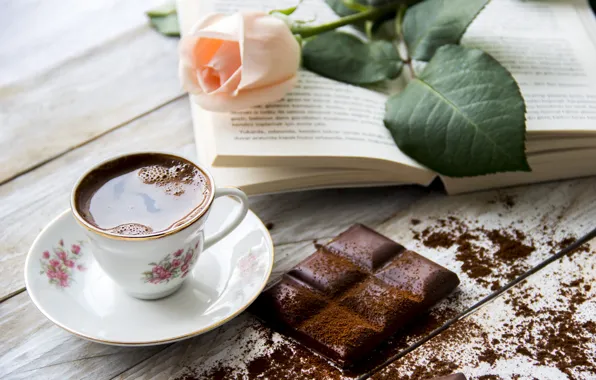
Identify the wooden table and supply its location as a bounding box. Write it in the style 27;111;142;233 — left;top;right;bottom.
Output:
1;2;595;379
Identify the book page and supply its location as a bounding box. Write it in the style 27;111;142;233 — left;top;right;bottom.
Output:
181;0;429;175
462;0;596;133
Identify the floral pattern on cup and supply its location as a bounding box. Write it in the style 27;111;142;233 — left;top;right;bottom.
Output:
142;246;198;284
40;239;86;288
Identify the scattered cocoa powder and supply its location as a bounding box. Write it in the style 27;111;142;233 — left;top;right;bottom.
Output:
411;218;421;226
372;251;596;380
478;347;498;366
422;231;455;249
410;216;582;287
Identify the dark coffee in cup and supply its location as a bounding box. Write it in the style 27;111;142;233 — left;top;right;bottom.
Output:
74;153;211;236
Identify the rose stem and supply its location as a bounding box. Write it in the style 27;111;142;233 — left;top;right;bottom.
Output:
290;2;401;38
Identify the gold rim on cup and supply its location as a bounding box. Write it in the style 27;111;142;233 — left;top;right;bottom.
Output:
70;151;217;241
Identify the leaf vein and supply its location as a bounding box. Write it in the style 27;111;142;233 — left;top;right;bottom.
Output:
414;78;518;164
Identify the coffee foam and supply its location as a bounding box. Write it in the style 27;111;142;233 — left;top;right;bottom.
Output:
107;223;153;236
138;163;207;196
76;153;212;237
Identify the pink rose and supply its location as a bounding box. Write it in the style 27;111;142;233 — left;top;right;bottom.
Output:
71;244;81;254
49;259;60;268
64;260;75;268
42;251;50;259
173;249;184;257
171;259;181;268
153;266;164;274
58;239;64;247
56;250;67;261
181;264;189;273
179;12;301;112
46;269;57;279
56;270;69;287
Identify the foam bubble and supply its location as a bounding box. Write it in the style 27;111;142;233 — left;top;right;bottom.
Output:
108;223;153;236
137;163;203;196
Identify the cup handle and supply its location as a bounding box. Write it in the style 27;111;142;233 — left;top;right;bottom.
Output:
203;187;249;250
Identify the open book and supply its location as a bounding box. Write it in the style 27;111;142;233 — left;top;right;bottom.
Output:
178;0;596;195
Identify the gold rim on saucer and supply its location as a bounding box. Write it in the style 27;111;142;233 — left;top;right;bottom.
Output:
24;208;275;346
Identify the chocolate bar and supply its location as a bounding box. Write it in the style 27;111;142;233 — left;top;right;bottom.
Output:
251;224;460;367
429;374;467;380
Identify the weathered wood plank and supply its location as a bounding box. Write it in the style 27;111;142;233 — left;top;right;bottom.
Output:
370;242;596;379
0;0;167;86
106;178;596;379
0;99;195;301
4;175;596;379
0;92;431;302
0;291;167;380
0;239;313;380
0;14;183;183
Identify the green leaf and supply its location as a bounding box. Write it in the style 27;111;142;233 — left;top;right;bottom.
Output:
146;2;176;17
303;32;402;85
325;0;366;17
384;45;529;177
148;12;180;37
403;0;489;61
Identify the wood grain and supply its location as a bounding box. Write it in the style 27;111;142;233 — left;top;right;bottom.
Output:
0;240;317;380
4;175;596;378
0;12;183;184
0;100;434;300
371;242;596;379
96;179;596;379
0;291;167;380
0;99;194;301
0;0;167;86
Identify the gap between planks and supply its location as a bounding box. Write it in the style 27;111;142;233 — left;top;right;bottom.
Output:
0;94;186;188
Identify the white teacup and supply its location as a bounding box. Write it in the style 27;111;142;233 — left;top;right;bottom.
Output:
70;152;249;300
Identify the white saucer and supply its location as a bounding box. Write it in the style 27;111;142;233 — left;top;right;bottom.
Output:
24;198;274;346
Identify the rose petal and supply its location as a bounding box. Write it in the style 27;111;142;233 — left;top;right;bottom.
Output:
191;74;297;112
237;12;300;91
191;13;243;42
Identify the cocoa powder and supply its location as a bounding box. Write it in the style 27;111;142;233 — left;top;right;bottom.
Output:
414;217;544;285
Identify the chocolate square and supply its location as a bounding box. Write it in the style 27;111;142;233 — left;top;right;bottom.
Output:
376;250;460;305
339;277;422;328
297;304;382;363
326;224;404;272
252;276;328;326
251;224;460;368
289;249;366;296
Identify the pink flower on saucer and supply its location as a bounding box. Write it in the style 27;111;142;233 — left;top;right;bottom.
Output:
174;249;184;257
40;239;85;288
56;250;67;261
46;267;57;279
181;263;189;273
171;259;181;268
49;259;60;268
